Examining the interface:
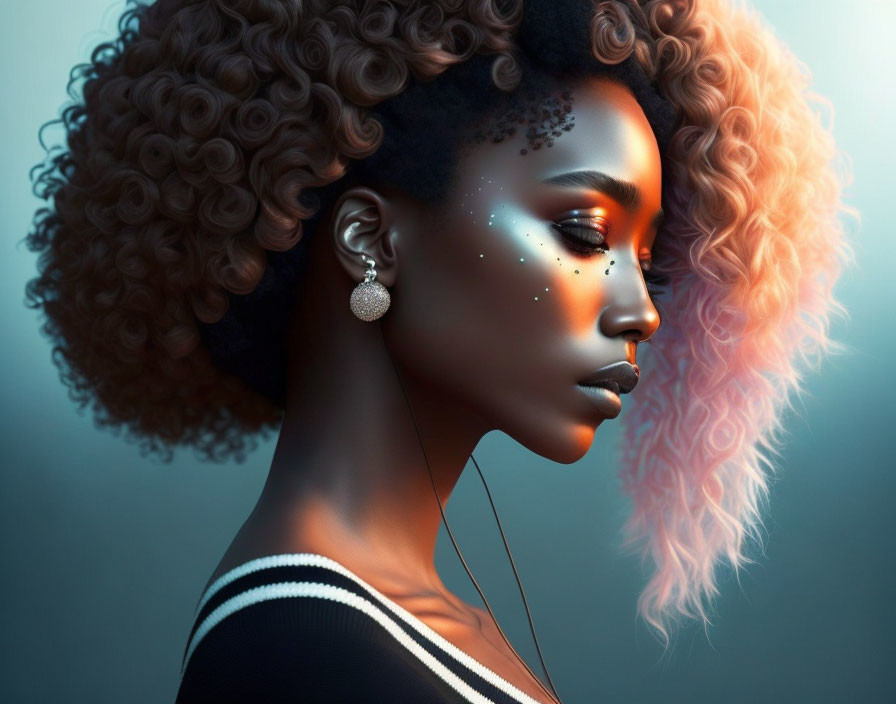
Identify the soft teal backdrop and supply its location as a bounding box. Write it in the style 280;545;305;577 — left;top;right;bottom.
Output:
2;2;893;702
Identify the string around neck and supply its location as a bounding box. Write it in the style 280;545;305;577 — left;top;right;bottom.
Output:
377;322;563;704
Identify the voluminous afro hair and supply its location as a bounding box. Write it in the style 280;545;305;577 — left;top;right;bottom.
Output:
26;0;853;641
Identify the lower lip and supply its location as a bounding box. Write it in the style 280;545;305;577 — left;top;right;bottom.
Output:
577;384;622;417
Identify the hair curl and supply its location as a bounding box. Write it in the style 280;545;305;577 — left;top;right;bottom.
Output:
26;0;853;641
608;0;853;642
26;0;521;461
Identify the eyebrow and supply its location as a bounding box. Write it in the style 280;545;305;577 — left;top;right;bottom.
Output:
541;169;664;230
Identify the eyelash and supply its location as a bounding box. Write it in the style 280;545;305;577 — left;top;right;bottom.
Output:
639;259;669;300
551;218;668;300
551;217;608;255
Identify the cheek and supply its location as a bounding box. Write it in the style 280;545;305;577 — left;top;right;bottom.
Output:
389;206;604;399
464;207;606;339
447;209;572;348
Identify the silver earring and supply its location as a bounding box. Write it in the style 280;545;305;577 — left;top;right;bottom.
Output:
349;254;391;321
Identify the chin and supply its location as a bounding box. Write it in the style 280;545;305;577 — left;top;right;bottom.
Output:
512;421;598;465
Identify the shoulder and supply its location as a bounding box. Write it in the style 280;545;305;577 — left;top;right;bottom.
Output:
175;561;463;703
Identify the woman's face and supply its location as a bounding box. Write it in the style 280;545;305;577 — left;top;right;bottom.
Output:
386;77;663;463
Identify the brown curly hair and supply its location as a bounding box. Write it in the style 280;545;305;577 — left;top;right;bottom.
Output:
27;0;523;461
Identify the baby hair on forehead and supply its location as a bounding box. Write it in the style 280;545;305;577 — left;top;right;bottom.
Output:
468;88;576;155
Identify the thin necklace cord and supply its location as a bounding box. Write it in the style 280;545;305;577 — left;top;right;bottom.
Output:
379;323;563;704
468;452;562;701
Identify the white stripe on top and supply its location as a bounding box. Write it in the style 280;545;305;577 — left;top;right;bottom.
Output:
185;552;546;704
185;581;495;704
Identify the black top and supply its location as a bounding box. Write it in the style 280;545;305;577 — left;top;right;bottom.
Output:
176;553;546;703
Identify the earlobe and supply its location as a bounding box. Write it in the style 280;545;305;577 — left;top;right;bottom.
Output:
330;186;398;288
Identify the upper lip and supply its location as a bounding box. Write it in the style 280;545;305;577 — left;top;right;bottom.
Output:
579;361;640;395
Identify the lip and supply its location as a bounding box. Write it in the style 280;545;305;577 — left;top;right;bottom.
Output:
577;382;622;417
579;361;640;394
576;361;639;418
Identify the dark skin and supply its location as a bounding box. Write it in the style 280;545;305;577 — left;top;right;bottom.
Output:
208;77;662;703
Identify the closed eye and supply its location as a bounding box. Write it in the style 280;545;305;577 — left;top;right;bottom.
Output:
550;217;609;256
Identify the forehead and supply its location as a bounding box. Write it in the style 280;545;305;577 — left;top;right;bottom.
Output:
456;77;662;201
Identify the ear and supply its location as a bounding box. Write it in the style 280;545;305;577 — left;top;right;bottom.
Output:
330;186;398;288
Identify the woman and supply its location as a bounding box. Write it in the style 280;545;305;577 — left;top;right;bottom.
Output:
26;0;850;701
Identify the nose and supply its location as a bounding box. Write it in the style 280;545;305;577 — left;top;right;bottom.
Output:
598;274;661;343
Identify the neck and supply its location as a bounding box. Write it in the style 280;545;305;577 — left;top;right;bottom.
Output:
245;231;489;595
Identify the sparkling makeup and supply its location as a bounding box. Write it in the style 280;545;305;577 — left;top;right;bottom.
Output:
387;78;662;462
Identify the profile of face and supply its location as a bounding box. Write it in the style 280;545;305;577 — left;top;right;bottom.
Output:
338;77;663;465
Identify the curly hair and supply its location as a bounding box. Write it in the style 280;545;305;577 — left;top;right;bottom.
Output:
26;0;852;641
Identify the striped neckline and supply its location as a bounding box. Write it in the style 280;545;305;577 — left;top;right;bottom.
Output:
182;552;548;704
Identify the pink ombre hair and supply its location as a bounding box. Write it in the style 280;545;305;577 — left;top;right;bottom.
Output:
594;0;855;642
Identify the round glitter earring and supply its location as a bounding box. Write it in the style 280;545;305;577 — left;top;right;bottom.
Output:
349;253;391;321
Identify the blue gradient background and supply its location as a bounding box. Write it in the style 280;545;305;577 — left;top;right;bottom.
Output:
2;2;893;702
